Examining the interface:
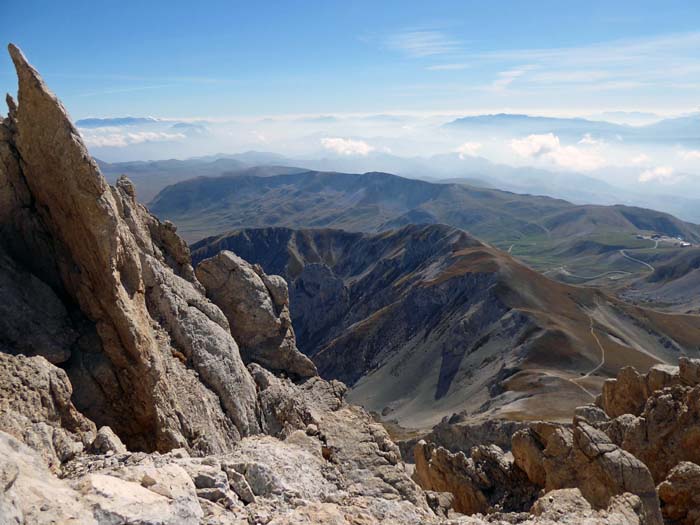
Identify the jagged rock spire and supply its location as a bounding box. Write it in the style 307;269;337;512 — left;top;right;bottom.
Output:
1;43;260;452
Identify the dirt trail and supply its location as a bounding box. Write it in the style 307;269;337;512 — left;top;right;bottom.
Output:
569;301;608;398
620;249;655;271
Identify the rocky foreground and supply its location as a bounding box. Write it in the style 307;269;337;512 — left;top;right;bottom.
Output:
1;44;700;524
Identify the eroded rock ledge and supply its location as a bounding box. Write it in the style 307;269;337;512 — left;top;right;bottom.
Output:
411;358;700;525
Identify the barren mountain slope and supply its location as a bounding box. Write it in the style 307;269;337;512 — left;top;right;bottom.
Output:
151;170;700;242
192;225;700;429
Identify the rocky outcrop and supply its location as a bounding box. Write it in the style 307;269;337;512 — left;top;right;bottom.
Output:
1;44;259;453
596;363;680;418
400;416;529;462
413;440;538;514
1;353;435;525
657;461;700;525
0;353;95;471
0;432;98;524
196;250;316;379
591;358;700;482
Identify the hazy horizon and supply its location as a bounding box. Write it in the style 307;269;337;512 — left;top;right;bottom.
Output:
3;0;700;213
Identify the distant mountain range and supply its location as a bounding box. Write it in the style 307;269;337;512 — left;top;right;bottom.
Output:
190;225;700;428
445;112;700;144
149;167;700;244
98;150;700;224
76;116;162;128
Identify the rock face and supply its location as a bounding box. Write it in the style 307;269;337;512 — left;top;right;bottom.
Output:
0;248;77;364
413;440;538;514
406;360;700;524
657;462;700;525
1;44;259;453
512;421;662;525
594;358;700;482
196;250;316;379
0;353;96;471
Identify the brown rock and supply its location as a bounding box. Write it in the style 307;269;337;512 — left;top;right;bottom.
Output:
657;461;700;525
679;357;700;387
612;384;700;482
597;366;650;418
512;428;547;487
413;440;538;515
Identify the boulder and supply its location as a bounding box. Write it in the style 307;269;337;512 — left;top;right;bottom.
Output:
90;426;127;455
197;251;316;379
597;366;650;418
657;461;700;525
530;488;644;525
0;353;95;470
75;472;203;524
0;431;96;524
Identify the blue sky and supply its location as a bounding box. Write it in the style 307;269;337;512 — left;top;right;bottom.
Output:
2;0;700;119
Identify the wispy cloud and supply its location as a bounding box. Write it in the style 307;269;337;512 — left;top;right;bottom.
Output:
79;128;186;148
479;32;700;92
426;63;469;71
630;153;651;165
639;166;678;183
385;30;461;58
490;66;534;91
680;149;700;161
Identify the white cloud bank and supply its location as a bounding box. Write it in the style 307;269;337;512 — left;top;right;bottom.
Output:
455;142;483;159
80;128;186;148
510;133;604;171
639;166;676;183
680;149;700;161
321;137;375;156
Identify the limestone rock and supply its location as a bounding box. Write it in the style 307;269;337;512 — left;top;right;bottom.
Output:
413;440;538;514
1;44;259;453
679;357;700;387
196;251;316;379
597;366;651;418
511;428;547;487
399;417;528;462
511;421;662;525
572;422;661;525
0;431;97;524
0;353;95;470
607;384;700;482
76;472;203;524
90;426;127;455
657;461;700;525
0;248;76;364
529;488;644;525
